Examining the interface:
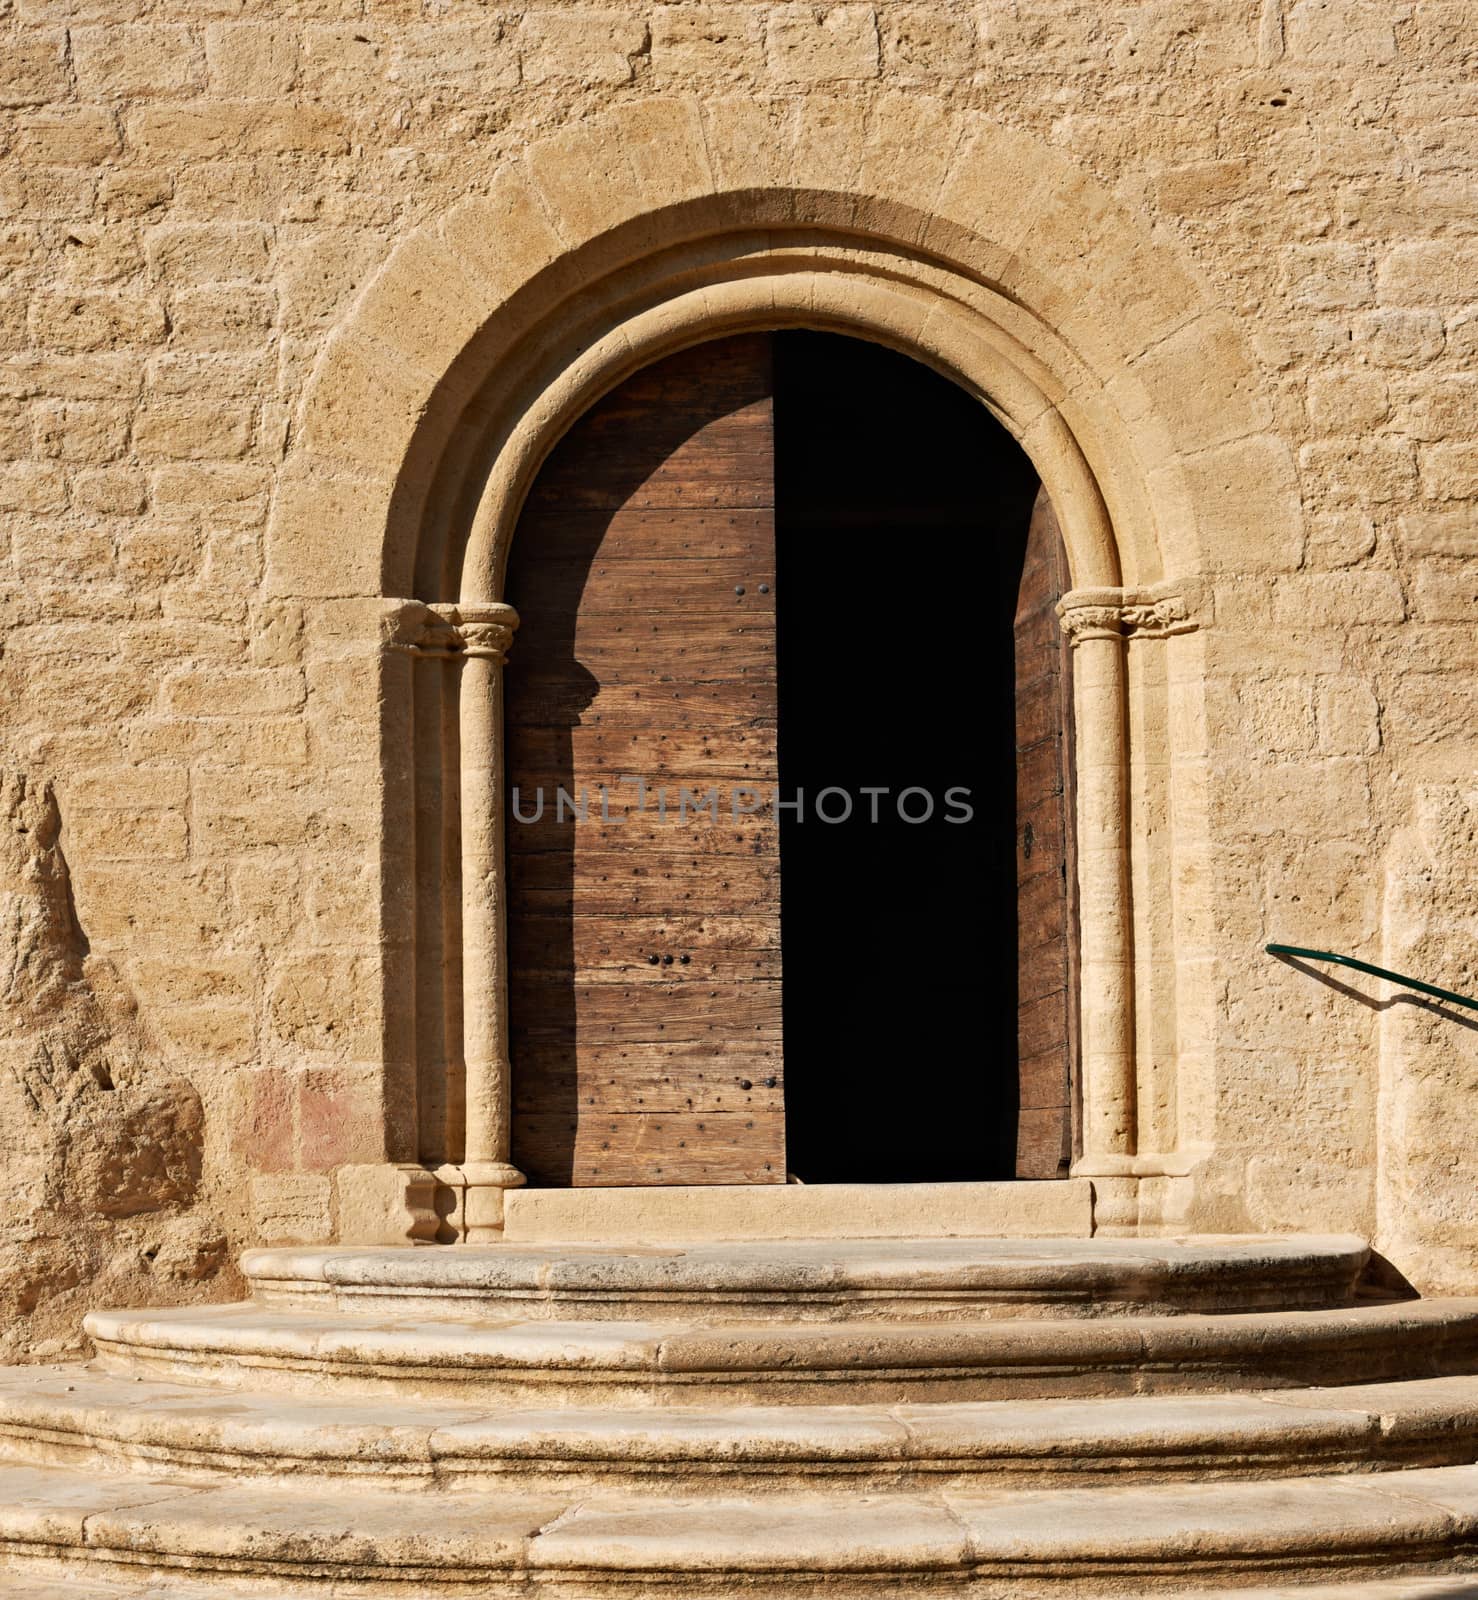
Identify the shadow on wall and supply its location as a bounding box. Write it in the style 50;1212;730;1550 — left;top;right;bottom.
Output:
0;772;225;1361
1270;951;1478;1034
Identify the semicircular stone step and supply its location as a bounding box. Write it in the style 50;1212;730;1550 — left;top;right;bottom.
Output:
238;1235;1371;1322
20;1570;1478;1600
82;1298;1478;1406
2;1459;1478;1596
3;1367;1478;1492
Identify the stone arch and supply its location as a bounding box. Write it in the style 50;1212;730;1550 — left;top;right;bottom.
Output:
270;94;1299;1242
268;93;1290;605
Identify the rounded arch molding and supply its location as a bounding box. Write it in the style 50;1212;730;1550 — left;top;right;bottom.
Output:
276;94;1298;1244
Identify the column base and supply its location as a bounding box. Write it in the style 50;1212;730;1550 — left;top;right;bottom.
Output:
436;1161;527;1243
1084;1174;1140;1236
1072;1152;1205;1236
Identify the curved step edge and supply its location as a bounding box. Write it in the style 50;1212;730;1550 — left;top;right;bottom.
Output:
82;1300;1478;1404
13;1571;1478;1600
2;1370;1478;1491
237;1235;1372;1321
1;1463;1478;1592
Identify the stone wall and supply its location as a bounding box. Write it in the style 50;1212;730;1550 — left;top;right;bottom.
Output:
0;0;1474;1338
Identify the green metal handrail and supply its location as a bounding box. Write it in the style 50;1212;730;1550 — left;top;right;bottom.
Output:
1266;944;1478;1013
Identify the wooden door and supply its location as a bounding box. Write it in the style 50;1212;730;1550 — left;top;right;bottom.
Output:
505;334;784;1186
1013;489;1077;1178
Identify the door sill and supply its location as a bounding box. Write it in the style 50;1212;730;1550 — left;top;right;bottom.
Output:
501;1179;1092;1243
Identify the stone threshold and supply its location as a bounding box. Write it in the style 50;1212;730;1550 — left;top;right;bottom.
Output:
500;1178;1094;1241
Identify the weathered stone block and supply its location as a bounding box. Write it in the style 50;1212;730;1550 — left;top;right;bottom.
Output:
1411;562;1476;622
1130;312;1271;450
32;400;131;463
300;25;384;96
881;5;975;78
153;1003;256;1063
1282;243;1372;310
158;655;297;716
1299;438;1418;504
1180;435;1303;574
1419;442;1478;500
0;463;67;512
1376;240;1478;305
73;467;147;515
249;1173;332;1244
616;95;714;206
62;807;188;863
0;33;69;107
72;26;206;98
1400;375;1478;442
1354;308;1445;368
265;471;389;598
1398;509;1474;557
133;401;255;461
67;766;189;810
1385;674;1474;747
19;108;119;164
1306;372;1390;433
519;10;648;84
1236;678;1317;755
167;286;276;352
390;22;517;89
1221;756;1374;839
233;1068;295;1174
1152;159;1256;216
525;120;645;245
28;292;165;352
132;955;254;1006
1317;678;1383;755
279;234;377;332
204;21;300;97
435;175;565;313
127;103;350;158
1285;0;1397;64
267;952;376;1059
650;6;765;77
1271;570;1408;626
300;1071;381;1168
145;223;271;284
767;4;880;82
151;463;270;523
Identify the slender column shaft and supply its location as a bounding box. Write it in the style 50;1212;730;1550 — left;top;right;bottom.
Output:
453;603;524;1234
1058;599;1136;1163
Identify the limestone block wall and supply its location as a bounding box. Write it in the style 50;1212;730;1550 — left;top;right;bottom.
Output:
0;0;1473;1344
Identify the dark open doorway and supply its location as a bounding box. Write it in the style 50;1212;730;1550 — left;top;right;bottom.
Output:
773;331;1050;1184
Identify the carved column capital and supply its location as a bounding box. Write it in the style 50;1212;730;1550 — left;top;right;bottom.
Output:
1120;594;1193;638
382;599;461;657
446;602;520;665
1057;599;1126;644
1057;586;1196;646
382;600;521;664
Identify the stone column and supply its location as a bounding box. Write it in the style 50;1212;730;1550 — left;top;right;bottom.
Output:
1057;586;1194;1235
450;601;526;1241
1058;596;1136;1166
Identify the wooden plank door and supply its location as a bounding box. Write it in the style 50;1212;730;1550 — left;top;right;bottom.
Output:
1013;489;1077;1178
504;333;784;1186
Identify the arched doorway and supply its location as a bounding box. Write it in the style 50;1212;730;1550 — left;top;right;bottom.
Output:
503;331;1077;1188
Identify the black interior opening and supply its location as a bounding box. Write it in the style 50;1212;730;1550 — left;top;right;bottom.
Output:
774;331;1041;1184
